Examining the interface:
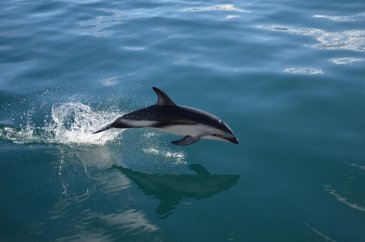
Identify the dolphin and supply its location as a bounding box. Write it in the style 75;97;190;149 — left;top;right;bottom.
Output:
112;164;240;217
93;87;239;146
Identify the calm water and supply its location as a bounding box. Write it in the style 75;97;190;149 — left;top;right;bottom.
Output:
1;0;365;241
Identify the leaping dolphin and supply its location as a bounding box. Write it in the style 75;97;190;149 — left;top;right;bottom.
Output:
93;87;239;146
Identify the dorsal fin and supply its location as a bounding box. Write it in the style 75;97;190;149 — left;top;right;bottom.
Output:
153;87;176;106
188;164;210;176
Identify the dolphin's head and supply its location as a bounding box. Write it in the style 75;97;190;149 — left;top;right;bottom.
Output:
205;119;239;144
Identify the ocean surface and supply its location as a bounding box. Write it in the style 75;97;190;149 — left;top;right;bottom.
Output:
1;0;365;241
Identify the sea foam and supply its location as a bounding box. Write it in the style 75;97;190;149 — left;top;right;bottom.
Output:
0;102;122;146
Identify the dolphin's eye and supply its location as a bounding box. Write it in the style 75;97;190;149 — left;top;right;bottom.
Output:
219;120;224;124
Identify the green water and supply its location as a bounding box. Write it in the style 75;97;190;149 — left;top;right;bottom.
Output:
1;0;365;241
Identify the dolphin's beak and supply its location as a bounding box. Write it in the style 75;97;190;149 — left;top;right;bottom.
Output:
227;136;239;144
218;134;239;144
214;133;239;144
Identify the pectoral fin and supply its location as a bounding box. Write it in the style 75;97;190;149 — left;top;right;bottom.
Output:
171;135;200;146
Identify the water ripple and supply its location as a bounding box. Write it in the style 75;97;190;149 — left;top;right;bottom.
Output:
347;162;365;172
101;209;159;233
329;57;365;65
181;4;249;13
77;9;123;37
304;223;336;242
122;46;146;51
324;185;365;212
100;76;120;87
258;24;365;52
313;13;365;22
284;67;323;75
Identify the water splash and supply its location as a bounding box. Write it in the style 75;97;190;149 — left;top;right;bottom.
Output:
0;102;122;146
143;147;186;164
0;124;43;144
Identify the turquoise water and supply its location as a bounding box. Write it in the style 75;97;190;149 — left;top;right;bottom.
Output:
1;0;365;241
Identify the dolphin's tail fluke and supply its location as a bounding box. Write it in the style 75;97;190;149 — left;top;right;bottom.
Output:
92;123;114;134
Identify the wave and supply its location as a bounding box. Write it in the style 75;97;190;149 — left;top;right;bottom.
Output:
0;102;122;146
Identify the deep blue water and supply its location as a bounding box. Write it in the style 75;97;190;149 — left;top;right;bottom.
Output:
1;0;365;241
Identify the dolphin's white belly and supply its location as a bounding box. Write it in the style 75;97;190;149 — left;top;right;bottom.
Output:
157;124;214;138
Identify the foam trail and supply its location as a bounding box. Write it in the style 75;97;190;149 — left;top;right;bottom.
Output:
0;102;122;146
324;185;365;212
304;223;336;242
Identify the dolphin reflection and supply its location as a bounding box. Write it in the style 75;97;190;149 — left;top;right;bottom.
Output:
112;164;240;217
